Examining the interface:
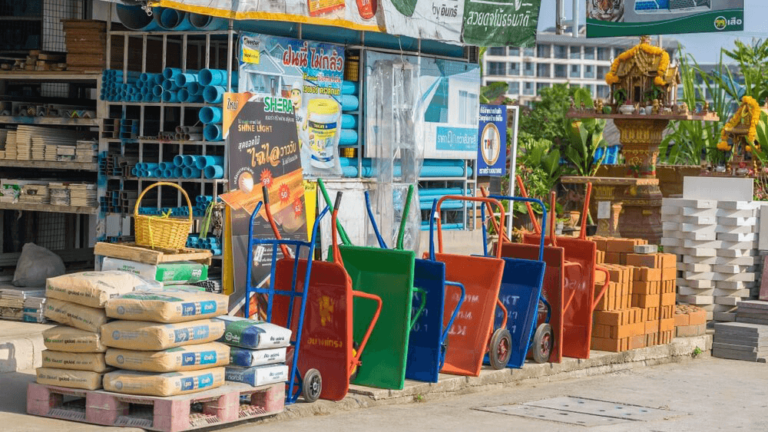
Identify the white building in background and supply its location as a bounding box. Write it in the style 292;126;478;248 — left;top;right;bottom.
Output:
483;26;679;106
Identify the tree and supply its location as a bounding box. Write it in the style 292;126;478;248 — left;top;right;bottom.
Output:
519;84;573;144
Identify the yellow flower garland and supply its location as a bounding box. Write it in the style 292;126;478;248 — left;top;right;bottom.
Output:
605;42;670;87
718;96;762;152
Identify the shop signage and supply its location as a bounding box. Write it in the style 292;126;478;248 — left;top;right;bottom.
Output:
587;0;744;38
461;0;542;46
476;104;507;177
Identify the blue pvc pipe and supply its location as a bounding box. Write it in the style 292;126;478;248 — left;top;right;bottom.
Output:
175;154;187;167
154;74;165;85
199;106;223;124
163;80;180;91
131;167;139;176
204;124;223;141
160;8;194;31
183;167;202;178
195;155;223;169
204;165;225;179
342;81;359;95
340;129;358;145
183;155;196;167
187;82;203;96
153;85;164;97
177;89;191;103
162;91;179;103
198;69;238;86
163;68;182;80
341;95;358;111
203;85;225;104
116;5;161;31
420;223;464;231
341;114;357;129
338;158;466;168
175;73;199;87
341;165;470;178
189;13;228;31
419;188;466;197
163;168;174;178
173;167;183;177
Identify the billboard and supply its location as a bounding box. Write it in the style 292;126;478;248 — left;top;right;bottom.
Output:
587;0;744;38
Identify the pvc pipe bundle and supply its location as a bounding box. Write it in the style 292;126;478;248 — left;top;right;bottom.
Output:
339;80;360;148
339;158;472;178
174;125;204;141
187;235;222;255
194;195;214;215
115;4;161;31
171;154;224;178
101;70;161;103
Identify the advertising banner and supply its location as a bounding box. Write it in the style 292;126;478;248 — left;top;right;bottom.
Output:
150;0;381;31
587;0;744;38
477;105;506;177
461;0;542;47
238;33;345;178
219;93;307;314
380;0;464;43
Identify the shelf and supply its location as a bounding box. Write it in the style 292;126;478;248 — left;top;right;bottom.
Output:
0;72;101;82
0;160;98;171
0;116;99;126
108;176;227;184
107;212;206;221
106;102;212;108
0;201;98;214
103;138;226;146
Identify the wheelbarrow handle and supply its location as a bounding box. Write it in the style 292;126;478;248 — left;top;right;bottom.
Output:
261;185;291;259
396;185;415;251
410;287;428;330
350;290;382;374
495;298;508;331
331;193;344;266
318;178;353;246
516;175;541;234
245;201;264;320
592;266;611;312
580;182;593;240
442;281;465;343
434;195;506;259
479;186;510;244
487;194;548;263
364;190;387;249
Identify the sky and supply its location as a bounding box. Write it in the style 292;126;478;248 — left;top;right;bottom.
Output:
536;0;768;64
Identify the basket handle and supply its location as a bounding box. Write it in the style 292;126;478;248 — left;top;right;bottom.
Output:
134;181;193;225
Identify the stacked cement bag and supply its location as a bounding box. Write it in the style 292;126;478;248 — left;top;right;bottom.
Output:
216;316;291;387
101;257;208;286
38;271;157;389
101;287;230;397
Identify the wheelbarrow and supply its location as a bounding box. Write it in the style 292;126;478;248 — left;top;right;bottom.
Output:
428;195;513;376
246;188;382;402
478;193;552;367
363;185;466;383
517;181;610;359
319;181;417;390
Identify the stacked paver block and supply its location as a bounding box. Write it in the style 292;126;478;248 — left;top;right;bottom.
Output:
592;264;643;352
661;198;761;322
713;302;768;362
674;305;707;337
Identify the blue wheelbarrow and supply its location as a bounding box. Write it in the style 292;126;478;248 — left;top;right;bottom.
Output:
480;195;552;367
363;186;465;382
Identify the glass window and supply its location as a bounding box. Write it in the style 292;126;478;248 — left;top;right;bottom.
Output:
524;47;535;57
584;47;595;60
523;82;534;96
597;47;611;61
570;64;581;78
524;62;534;76
537;44;551;58
508;62;520;76
508;81;520;95
554;45;567;59
537;63;551;78
508;47;520;56
597;85;610;99
488;62;506;76
570;46;581;59
488;47;505;56
554;64;567;78
614;48;625;58
584;65;595;79
458;90;478;125
536;82;550;95
597;66;610;79
586;84;595;95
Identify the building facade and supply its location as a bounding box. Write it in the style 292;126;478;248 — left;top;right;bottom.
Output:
483;27;678;105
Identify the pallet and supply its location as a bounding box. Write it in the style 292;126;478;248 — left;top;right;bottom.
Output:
27;382;283;432
95;242;213;266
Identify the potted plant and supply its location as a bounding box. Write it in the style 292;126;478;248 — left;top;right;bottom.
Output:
614;88;628;107
644;85;662;113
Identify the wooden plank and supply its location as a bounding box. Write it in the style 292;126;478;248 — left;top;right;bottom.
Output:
0;202;97;214
94;242;213;266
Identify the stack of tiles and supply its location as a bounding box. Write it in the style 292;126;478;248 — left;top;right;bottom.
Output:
712;300;768;362
661;198;761;322
627;250;677;346
674;305;707;337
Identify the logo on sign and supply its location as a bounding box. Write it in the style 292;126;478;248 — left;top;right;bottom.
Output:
714;16;741;31
480;123;502;166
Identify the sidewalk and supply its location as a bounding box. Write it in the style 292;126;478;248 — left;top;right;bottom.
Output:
0;321;54;373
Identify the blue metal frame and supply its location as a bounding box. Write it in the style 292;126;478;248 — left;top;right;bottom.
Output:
244;201;329;405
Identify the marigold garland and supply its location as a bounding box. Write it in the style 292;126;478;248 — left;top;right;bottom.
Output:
718;96;762;152
605;42;671;87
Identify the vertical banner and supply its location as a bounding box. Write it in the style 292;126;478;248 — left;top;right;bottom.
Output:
462;0;542;46
238;33;345;178
381;0;464;43
219;93;307;314
587;0;744;38
477;105;507;177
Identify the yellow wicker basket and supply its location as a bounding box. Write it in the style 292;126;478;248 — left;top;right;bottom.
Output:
134;182;193;250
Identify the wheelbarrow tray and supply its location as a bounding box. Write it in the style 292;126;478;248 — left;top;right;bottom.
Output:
405;258;447;383
486;256;546;368
270;258;354;402
332;245;416;390
524;235;596;359
498;242;565;363
431;252;505;377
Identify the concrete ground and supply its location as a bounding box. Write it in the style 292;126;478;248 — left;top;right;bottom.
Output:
4;357;766;431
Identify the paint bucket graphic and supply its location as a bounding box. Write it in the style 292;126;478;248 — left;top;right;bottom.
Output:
305;99;340;169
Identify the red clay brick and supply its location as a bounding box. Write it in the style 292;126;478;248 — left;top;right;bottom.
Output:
689;310;707;326
660;253;677;269
661;267;676;281
674;312;690;327
660;318;675;332
606;238;638;253
629;334;646;350
626;254;661;268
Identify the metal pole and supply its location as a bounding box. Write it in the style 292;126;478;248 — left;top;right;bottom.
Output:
572;0;580;37
507;105;520;234
556;0;564;35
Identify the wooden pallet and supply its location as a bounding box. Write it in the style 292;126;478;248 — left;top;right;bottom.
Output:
27;382;283;432
95;242;213;265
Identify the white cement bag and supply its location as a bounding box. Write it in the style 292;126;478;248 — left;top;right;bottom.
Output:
101;319;226;350
101;258;208;285
42;350;109;372
44;298;109;332
13;243;65;287
36;367;106;390
105;289;228;323
46;270;161;308
103;367;226;396
105;342;230;372
225;364;288;387
229;347;287;367
43;325;107;353
215;316;292;349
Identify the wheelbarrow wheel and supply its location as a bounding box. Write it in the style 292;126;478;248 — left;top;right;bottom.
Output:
532;323;553;364
489;329;512;370
302;369;322;403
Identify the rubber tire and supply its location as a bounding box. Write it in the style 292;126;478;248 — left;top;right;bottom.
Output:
532;323;553;364
489;329;512;370
302;368;322;403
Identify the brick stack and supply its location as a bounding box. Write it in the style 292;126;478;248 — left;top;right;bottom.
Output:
592;237;649;265
661;198;761;322
626;251;677;346
675;305;707;338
